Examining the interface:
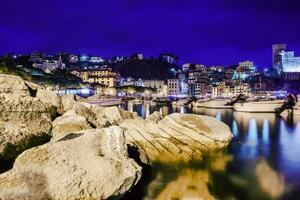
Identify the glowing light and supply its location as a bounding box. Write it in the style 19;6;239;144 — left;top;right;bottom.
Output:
80;88;90;94
216;112;221;121
232;120;239;137
262;119;269;144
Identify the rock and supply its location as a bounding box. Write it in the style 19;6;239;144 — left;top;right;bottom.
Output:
120;113;233;164
0;74;32;96
0;94;52;161
0;126;142;200
101;106;140;124
36;88;61;109
60;95;136;126
146;111;163;122
51;110;92;141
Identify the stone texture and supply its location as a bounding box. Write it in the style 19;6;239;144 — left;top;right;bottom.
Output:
0;94;52;160
0;126;142;200
51;110;92;141
120;113;233;164
0;74;32;96
146;111;163;122
36;88;61;109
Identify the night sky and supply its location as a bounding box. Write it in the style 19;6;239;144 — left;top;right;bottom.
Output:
1;0;300;67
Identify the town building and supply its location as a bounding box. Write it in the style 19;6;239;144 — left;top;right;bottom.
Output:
33;55;65;71
272;44;287;74
90;57;105;63
71;68;119;87
29;51;45;63
280;51;300;73
69;54;78;63
167;79;180;96
159;53;179;65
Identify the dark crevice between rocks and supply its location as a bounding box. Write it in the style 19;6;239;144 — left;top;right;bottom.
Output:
57;133;84;142
48;106;61;121
24;82;37;97
87;121;97;129
0;133;52;174
121;145;154;200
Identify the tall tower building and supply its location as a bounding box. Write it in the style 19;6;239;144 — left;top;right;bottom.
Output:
272;44;287;74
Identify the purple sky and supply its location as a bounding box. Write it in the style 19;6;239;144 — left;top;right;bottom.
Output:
1;0;300;67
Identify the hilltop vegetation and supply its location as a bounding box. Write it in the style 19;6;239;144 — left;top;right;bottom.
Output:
0;56;84;87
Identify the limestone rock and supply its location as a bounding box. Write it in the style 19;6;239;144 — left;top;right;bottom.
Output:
0;94;52;160
0;126;142;200
120;113;233;164
146;111;163;122
0;74;32;96
51;110;92;141
36;88;61;109
101;106;139;124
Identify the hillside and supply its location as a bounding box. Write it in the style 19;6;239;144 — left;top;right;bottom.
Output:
0;57;84;87
112;58;177;80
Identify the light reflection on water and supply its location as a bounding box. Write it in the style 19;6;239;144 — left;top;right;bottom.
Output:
122;103;300;200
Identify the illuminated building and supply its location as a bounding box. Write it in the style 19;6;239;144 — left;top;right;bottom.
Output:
29;51;45;63
69;54;78;63
159;53;179;65
182;63;191;71
71;68;119;87
80;55;90;62
280;51;300;73
90;57;105;63
272;44;287;74
167;79;180;96
131;53;144;60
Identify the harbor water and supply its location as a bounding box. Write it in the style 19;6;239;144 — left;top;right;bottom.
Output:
121;103;300;200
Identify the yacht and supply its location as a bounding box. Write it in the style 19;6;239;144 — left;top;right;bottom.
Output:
194;98;233;109
233;99;284;113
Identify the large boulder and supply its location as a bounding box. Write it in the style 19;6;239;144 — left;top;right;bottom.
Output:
0;74;33;96
51;110;92;141
0;126;142;200
145;111;163;122
0;94;52;161
36;88;61;109
120;113;233;164
60;95;137;127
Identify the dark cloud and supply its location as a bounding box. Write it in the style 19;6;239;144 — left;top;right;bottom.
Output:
0;0;299;67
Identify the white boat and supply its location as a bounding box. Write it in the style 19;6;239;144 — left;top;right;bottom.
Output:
172;98;190;106
194;99;233;109
233;100;284;113
89;98;122;107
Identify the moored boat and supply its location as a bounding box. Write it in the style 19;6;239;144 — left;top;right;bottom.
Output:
233;99;284;113
172;98;191;106
194;99;233;109
89;98;122;107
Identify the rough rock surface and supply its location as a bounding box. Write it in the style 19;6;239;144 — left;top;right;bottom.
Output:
0;94;52;160
120;113;232;164
51;110;92;141
36;88;61;109
60;95;137;127
146;111;163;122
0;126;142;200
0;74;32;96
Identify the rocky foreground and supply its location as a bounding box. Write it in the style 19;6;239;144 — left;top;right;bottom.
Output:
0;74;233;200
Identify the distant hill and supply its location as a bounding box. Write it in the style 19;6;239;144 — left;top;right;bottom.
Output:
0;56;84;87
112;58;177;80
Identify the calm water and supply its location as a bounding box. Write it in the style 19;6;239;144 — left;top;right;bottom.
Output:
121;103;300;200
